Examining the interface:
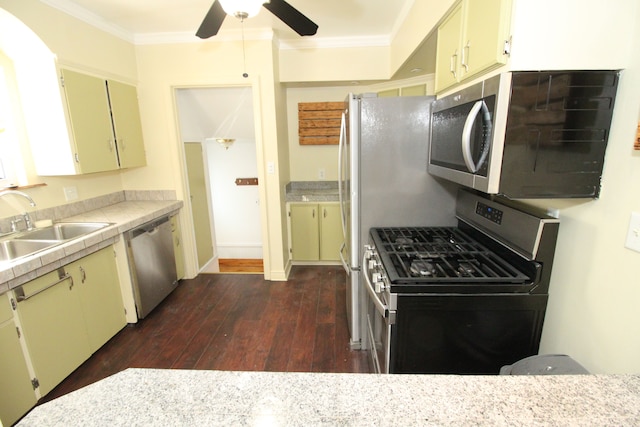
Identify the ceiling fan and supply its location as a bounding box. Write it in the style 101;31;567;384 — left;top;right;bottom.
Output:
196;0;318;39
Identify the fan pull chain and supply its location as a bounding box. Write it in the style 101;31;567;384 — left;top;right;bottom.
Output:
241;18;248;78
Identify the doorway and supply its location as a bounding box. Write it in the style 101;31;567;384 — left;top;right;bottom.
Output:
175;86;263;274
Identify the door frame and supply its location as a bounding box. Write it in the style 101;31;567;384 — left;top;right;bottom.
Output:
171;82;270;279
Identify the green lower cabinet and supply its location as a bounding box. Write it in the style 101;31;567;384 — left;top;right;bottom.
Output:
290;203;321;260
319;204;342;261
170;215;185;280
290;202;342;262
70;247;126;353
13;246;124;400
14;268;91;397
0;295;37;427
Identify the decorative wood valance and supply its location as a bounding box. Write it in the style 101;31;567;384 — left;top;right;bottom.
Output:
298;102;343;145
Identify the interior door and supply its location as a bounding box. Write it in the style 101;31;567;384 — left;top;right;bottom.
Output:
185;142;215;270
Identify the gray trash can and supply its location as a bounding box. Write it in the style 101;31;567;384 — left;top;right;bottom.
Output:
499;354;589;375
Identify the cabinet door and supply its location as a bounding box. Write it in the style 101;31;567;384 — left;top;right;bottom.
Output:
71;247;126;353
290;204;320;261
0;296;36;427
435;3;463;93
108;79;147;169
462;0;511;80
319;203;342;261
171;215;185;280
61;69;119;173
15;269;91;396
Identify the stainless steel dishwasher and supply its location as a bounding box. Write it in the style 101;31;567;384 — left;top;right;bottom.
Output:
125;216;177;319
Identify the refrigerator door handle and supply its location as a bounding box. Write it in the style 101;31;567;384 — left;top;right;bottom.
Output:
339;242;349;272
337;111;347;240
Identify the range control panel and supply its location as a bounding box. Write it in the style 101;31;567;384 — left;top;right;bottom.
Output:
476;202;503;225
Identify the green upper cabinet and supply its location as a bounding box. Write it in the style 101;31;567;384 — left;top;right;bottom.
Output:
435;3;463;93
107;79;147;169
30;68;146;175
61;68;119;173
435;0;512;93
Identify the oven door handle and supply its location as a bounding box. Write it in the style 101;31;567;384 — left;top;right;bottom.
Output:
362;252;390;319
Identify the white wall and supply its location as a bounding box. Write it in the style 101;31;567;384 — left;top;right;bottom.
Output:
205;138;262;259
536;2;640;374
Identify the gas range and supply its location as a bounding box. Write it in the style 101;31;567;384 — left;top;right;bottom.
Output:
362;190;560;374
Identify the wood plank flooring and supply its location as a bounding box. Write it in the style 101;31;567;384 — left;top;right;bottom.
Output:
218;258;264;273
41;265;370;403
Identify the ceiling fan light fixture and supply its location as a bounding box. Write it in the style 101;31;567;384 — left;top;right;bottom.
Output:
219;0;267;19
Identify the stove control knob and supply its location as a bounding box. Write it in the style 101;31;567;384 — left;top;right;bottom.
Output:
374;280;382;293
368;259;378;269
372;272;382;283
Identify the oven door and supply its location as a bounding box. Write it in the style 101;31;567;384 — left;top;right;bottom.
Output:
362;251;393;374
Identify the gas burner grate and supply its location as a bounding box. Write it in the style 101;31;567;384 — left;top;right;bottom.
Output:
371;227;529;282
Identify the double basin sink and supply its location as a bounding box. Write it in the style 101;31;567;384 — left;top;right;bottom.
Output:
0;222;111;265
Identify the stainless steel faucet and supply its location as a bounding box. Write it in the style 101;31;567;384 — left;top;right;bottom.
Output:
0;190;37;232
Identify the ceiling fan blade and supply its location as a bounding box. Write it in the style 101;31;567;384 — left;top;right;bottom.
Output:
263;0;318;36
196;1;226;39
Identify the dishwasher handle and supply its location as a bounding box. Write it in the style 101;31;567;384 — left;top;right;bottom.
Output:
126;216;171;240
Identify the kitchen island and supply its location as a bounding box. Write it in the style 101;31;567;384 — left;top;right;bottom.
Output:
18;368;640;426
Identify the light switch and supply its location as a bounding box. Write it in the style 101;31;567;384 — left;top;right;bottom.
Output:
63;186;78;201
624;212;640;253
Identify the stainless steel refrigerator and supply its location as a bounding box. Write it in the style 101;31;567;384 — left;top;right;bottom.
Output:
338;93;458;350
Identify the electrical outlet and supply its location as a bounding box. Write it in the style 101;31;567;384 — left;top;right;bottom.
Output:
625;212;640;253
318;168;325;180
267;161;275;175
63;186;78;201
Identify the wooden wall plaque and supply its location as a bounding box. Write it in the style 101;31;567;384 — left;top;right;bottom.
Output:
298;102;343;145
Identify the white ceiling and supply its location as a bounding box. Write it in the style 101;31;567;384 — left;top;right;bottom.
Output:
40;0;416;45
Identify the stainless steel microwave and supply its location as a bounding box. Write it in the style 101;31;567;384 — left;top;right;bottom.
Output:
428;71;619;199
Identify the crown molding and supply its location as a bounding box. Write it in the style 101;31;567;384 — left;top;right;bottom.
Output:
40;0;393;49
278;35;390;50
134;28;275;45
40;0;134;43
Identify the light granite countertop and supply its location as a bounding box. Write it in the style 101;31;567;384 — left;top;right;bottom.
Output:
285;181;339;202
0;199;182;293
17;368;640;426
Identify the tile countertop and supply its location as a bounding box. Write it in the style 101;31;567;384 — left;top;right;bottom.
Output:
0;200;183;293
18;368;640;426
285;181;339;202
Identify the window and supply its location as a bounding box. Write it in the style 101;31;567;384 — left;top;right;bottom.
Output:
0;51;24;187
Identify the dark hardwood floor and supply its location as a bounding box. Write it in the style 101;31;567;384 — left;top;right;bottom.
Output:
42;265;370;403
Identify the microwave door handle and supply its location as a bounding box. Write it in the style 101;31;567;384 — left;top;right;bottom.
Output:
475;101;493;170
462;100;484;173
